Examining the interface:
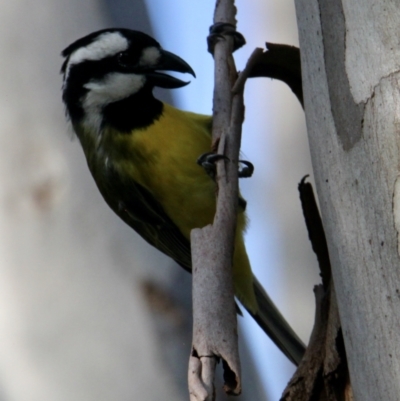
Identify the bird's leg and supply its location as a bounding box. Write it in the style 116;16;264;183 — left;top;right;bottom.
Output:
197;152;254;179
207;22;246;55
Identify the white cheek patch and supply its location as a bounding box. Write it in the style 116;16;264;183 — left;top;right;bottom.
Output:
84;72;146;106
65;32;129;79
81;72;145;132
140;47;161;67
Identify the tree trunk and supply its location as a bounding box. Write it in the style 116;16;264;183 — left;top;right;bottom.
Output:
294;0;400;400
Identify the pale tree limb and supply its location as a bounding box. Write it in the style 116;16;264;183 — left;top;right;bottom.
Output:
188;0;248;400
295;0;400;400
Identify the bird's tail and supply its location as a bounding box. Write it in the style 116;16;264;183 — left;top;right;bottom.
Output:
246;276;306;366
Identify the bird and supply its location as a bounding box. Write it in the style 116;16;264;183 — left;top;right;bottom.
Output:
61;28;306;365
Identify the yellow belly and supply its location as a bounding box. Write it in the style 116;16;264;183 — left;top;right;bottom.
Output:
117;103;216;237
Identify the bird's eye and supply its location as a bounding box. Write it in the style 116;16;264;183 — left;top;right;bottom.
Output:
117;52;132;68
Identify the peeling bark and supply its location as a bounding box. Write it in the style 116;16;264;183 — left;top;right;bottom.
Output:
189;0;243;399
295;1;400;399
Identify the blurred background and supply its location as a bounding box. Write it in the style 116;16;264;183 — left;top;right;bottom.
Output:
0;0;319;400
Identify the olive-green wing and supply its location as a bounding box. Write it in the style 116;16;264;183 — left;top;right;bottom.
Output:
99;165;193;271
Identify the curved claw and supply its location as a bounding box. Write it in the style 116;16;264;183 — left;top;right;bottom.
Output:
238;160;254;178
197;152;229;180
207;22;246;54
198;153;254;179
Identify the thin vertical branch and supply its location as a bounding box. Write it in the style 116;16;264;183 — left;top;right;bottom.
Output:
189;0;247;400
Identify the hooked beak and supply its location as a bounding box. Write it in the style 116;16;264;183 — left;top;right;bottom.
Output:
146;49;196;89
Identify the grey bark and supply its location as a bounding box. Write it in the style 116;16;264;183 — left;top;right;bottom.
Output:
295;0;400;400
189;1;242;399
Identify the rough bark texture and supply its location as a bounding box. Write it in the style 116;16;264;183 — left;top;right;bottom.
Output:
282;285;353;401
295;0;400;400
281;178;353;401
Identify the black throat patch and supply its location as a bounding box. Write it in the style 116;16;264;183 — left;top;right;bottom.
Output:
102;87;163;133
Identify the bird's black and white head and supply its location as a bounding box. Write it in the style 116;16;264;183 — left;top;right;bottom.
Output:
61;28;195;133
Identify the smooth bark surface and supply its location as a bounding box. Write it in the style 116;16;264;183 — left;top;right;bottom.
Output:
295;0;400;400
0;2;186;400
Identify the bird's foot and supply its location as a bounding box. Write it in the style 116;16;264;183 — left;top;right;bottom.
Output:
207;22;246;55
197;152;229;180
197;152;254;179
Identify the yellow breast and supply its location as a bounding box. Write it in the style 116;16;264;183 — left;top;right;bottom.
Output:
110;103;216;238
